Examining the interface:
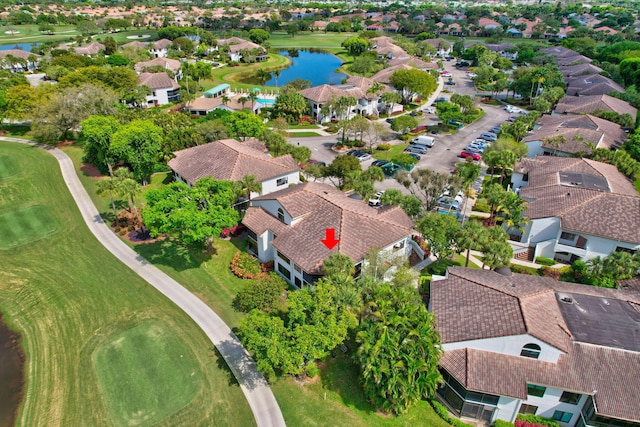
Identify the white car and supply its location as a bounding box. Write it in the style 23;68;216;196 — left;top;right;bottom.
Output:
368;191;385;207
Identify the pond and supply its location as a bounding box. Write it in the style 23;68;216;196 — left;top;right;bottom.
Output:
0;315;23;427
242;49;346;87
0;43;38;52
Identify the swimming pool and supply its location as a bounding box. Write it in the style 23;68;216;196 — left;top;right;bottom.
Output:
257;98;276;105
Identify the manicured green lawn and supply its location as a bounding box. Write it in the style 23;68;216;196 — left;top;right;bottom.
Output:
0;24;80;45
0;205;60;249
0;142;254;427
269;32;356;48
106;29;159;44
372;143;407;161
204;53;290;92
273;352;450;427
93;321;202;427
290;131;322;137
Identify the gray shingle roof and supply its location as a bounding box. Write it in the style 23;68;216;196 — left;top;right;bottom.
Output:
555;94;637;121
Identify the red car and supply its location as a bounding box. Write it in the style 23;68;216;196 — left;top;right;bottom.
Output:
459;151;481;161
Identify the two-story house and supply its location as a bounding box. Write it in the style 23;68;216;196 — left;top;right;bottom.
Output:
167;138;300;197
300;75;390;123
430;267;640;427
0;49;39;72
242;182;414;288
149;39;173;58
134;57;182;80
138;72;181;106
510;156;640;263
554;94;637;122
216;37;266;62
522;115;627;158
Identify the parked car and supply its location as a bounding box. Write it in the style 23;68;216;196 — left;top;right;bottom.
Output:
459;151;482;161
372;159;391;168
435;97;448;103
480;132;498;141
409;111;420;117
472;139;490;147
368;190;385;207
385;118;395;124
347;149;363;156
445;81;456;85
405;145;428;155
422;106;434;114
381;162;402;177
407;153;421;160
464;146;484;154
507;116;518;122
490;126;502;134
356;152;372;162
301;159;327;169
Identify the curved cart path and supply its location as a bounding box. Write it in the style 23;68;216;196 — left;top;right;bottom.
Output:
2;137;286;427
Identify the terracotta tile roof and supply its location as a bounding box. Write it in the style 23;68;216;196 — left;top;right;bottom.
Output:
300;84;367;103
121;40;148;50
167;139;299;186
387;56;438;70
244;182;414;274
434;268;640;422
138;72;180;90
423;38;451;49
134;57;181;74
217;37;264;53
555;94;637;121
185;97;223;112
74;41;105;55
515;156;640;244
370;63;415;84
0;49;39;60
241;206;289;236
524;114;627;154
152;39;173;49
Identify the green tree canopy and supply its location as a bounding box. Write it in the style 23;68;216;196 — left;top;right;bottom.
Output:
356;283;442;414
110;120;163;184
81;115;121;175
389;69;437;104
142;178;239;248
341;37;371;58
416;213;461;261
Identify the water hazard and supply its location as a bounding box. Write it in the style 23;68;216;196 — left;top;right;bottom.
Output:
0;315;24;427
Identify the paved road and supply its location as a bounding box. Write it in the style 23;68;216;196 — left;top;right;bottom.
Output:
2;137;286;427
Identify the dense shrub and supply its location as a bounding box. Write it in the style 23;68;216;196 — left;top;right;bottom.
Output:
473;199;491;213
376;143;391;151
429;400;475;427
540;266;561;280
230;251;262;279
494;421;515;427
534;256;556;266
515;415;560;427
234;272;287;312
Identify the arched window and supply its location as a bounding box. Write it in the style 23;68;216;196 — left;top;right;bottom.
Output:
277;208;285;222
521;343;541;359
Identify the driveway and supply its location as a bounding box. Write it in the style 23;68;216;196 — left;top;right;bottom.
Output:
1;137;286;427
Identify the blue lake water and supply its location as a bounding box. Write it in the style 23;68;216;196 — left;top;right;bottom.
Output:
244;49;346;87
0;43;37;52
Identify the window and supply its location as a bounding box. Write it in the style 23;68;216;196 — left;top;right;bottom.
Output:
553;410;573;423
519;404;538;415
521;343;541;359
294;277;302;288
560;391;581;405
277;208;285;222
522;173;529;182
527;384;546;398
277;251;290;264
276;177;288;186
294;264;302;273
560;232;576;241
277;263;291;280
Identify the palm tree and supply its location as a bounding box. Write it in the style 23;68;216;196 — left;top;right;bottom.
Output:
239;174;262;203
238;96;249;110
273;69;281;88
96;177;120;225
499;191;529;235
457;220;484;267
255;69;270;86
221;95;230;106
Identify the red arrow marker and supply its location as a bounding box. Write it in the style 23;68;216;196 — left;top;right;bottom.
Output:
321;228;340;250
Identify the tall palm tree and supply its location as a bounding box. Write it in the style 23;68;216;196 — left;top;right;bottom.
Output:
96;177;120;224
221;95;230;106
273;69;281;88
255;69;270;86
239;174;262;203
457;220;484;267
248;91;258;113
238;96;248;110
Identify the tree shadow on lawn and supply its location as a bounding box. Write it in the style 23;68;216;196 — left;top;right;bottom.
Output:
133;239;213;272
320;350;377;415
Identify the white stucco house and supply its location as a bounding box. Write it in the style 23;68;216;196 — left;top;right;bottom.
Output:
167;138;300;198
300;76;391;123
242;182;415;288
509;156;640;263
138;72;181;106
430;267;640;427
134;57;182;80
149;39;173;58
523;115;627;158
0;49;40;72
216;37;266;62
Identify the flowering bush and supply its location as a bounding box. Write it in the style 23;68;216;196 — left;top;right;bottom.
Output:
221;224;246;238
412;235;430;256
230;251;263;279
298;115;314;125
